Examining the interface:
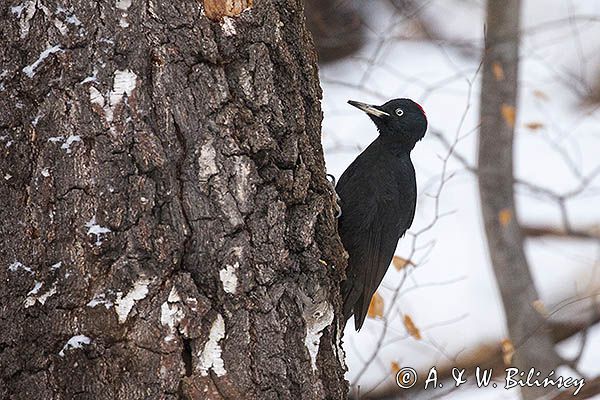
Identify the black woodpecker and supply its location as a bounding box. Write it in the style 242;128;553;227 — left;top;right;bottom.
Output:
337;98;427;331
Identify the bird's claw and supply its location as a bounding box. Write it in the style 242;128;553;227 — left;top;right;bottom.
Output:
326;173;342;219
326;174;337;186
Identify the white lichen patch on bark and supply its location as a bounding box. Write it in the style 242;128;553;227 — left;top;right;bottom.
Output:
219;262;239;294
85;216;111;246
197;140;218;180
89;70;137;123
160;287;186;341
304;301;334;371
22;45;63;78
238;67;254;99
232;156;254;210
221;17;236;36
197;314;226;376
59;335;91;357
114;277;151;323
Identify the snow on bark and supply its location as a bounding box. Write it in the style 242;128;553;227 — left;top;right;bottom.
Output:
160;287;186;341
11;1;36;38
59;335;91;357
26;281;42;296
79;69;98;84
115;0;132;10
89;86;104;107
89;70;137;123
22;45;63;78
48;135;82;154
197;314;226;377
110;70;137;106
8;261;33;274
221;17;236;36
51;7;82;35
114;277;151;323
219;262;239;294
115;0;132;28
85;216;111;246
24;281;57;308
304;301;334;371
86;292;113;309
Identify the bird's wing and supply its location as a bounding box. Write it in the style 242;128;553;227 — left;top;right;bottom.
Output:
337;155;416;330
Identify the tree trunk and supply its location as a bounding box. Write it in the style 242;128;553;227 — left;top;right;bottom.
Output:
0;0;347;399
478;1;562;399
304;0;363;63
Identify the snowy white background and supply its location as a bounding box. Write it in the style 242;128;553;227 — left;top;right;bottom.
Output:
319;1;600;398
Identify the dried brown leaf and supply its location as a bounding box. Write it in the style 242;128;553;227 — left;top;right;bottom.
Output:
524;122;544;131
392;255;414;271
203;0;253;19
367;292;384;319
533;89;549;101
403;315;422;340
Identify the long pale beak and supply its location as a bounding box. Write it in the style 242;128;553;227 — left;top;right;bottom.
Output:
348;100;390;118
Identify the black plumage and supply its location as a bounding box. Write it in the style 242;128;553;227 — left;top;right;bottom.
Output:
337;98;428;330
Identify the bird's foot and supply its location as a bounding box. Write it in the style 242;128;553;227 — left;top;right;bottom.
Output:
326;174;342;218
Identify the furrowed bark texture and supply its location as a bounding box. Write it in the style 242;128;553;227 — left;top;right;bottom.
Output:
0;0;348;399
478;1;561;399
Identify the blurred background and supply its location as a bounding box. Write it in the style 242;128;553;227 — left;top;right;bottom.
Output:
305;0;600;398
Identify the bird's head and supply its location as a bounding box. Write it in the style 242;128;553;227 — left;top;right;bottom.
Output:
348;98;427;148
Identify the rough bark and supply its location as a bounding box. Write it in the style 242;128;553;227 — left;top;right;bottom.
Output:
0;0;348;399
478;1;562;399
